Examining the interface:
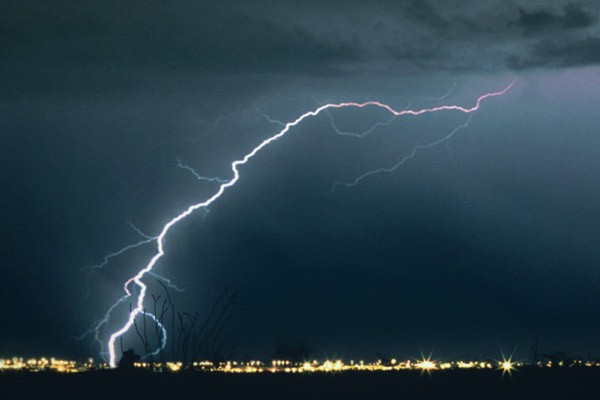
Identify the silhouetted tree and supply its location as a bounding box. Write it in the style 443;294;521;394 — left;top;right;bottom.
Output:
132;281;237;367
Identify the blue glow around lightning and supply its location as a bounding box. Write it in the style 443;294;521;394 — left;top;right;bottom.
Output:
175;157;229;184
139;311;168;360
331;114;473;191
96;82;513;367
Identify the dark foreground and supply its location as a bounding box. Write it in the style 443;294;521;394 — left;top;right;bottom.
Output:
2;368;598;399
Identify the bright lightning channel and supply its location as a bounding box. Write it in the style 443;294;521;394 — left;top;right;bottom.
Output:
259;107;401;139
79;223;181;357
79;295;169;362
267;81;454;140
105;81;514;367
319;81;456;139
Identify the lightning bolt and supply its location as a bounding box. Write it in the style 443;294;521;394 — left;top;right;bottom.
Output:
80;222;182;291
330;113;473;191
323;107;401;138
79;294;169;362
81;234;156;273
102;81;514;367
258;98;410;139
79;222;180;358
316;81;456;139
175;157;229;184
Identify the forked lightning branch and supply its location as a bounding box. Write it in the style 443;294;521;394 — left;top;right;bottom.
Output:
86;82;514;367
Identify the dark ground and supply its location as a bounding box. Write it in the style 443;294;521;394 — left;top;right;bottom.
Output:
1;368;598;399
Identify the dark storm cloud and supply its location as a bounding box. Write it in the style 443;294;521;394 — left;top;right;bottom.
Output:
402;0;449;32
2;5;359;72
507;37;600;70
505;2;600;70
540;36;600;66
3;0;600;88
514;4;597;34
382;1;600;72
0;1;360;75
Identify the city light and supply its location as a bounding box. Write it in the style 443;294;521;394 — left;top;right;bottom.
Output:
1;355;596;374
499;357;517;377
415;357;437;375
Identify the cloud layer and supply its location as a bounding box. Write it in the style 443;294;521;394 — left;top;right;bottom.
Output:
2;0;599;84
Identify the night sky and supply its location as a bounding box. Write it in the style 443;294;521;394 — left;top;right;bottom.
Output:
2;1;600;362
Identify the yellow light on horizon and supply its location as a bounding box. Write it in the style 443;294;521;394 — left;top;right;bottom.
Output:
416;357;437;374
498;356;517;377
322;360;334;371
167;362;181;372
